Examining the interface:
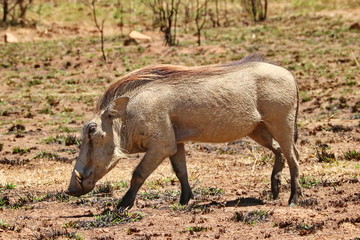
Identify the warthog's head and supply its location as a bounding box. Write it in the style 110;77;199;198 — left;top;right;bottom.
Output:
67;97;129;197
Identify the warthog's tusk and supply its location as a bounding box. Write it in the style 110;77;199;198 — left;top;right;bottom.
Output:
74;169;82;179
74;170;83;183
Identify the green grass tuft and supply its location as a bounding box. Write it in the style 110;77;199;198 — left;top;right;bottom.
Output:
232;209;272;225
0;219;9;230
343;150;360;161
299;176;321;189
12;147;31;155
43;135;81;146
3;183;16;190
193;187;223;196
185;226;209;234
170;203;188;211
34;151;70;163
316;147;336;163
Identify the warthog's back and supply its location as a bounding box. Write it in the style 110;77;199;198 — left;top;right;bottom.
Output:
125;62;297;144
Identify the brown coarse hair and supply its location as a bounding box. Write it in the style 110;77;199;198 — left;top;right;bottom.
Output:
96;53;266;111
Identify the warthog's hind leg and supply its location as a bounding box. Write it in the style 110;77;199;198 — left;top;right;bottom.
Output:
169;143;193;205
248;123;285;199
264;121;303;205
270;144;285;199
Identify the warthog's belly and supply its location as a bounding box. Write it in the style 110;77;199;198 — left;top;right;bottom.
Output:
172;106;261;143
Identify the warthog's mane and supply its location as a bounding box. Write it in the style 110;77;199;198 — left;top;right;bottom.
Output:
96;53;266;111
221;53;267;67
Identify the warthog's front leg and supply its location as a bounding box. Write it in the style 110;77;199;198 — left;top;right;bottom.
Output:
169;143;193;205
117;145;176;209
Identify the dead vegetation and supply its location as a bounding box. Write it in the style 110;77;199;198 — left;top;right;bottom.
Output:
0;0;359;239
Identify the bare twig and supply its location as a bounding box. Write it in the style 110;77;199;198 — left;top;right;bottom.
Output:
115;0;124;36
88;0;107;62
350;50;360;67
195;0;208;46
215;0;220;27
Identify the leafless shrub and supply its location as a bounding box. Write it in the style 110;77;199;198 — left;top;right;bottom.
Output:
114;0;124;36
182;2;191;33
1;0;33;25
83;0;107;61
241;0;267;22
143;0;181;46
195;0;208;46
209;0;220;27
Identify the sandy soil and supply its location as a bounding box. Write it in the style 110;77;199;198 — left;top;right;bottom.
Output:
0;3;359;240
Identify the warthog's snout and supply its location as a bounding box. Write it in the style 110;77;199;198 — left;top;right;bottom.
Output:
65;189;84;197
66;188;93;197
66;170;95;197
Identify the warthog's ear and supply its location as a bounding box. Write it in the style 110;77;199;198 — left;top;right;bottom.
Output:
106;97;129;119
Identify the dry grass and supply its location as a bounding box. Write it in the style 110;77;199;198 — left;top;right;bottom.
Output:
0;0;359;239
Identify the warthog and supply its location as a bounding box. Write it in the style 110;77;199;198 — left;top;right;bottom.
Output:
67;54;303;209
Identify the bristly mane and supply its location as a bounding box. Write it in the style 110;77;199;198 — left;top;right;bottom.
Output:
96;65;225;111
96;53;266;111
221;52;266;67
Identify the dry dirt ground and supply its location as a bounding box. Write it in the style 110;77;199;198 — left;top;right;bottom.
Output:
0;3;360;240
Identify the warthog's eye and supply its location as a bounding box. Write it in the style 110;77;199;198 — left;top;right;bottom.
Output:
88;123;97;137
106;110;117;120
107;113;113;120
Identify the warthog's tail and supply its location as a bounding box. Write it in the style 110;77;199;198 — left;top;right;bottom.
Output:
294;82;299;143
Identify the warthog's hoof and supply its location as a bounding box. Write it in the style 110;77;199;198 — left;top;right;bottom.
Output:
179;190;193;205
